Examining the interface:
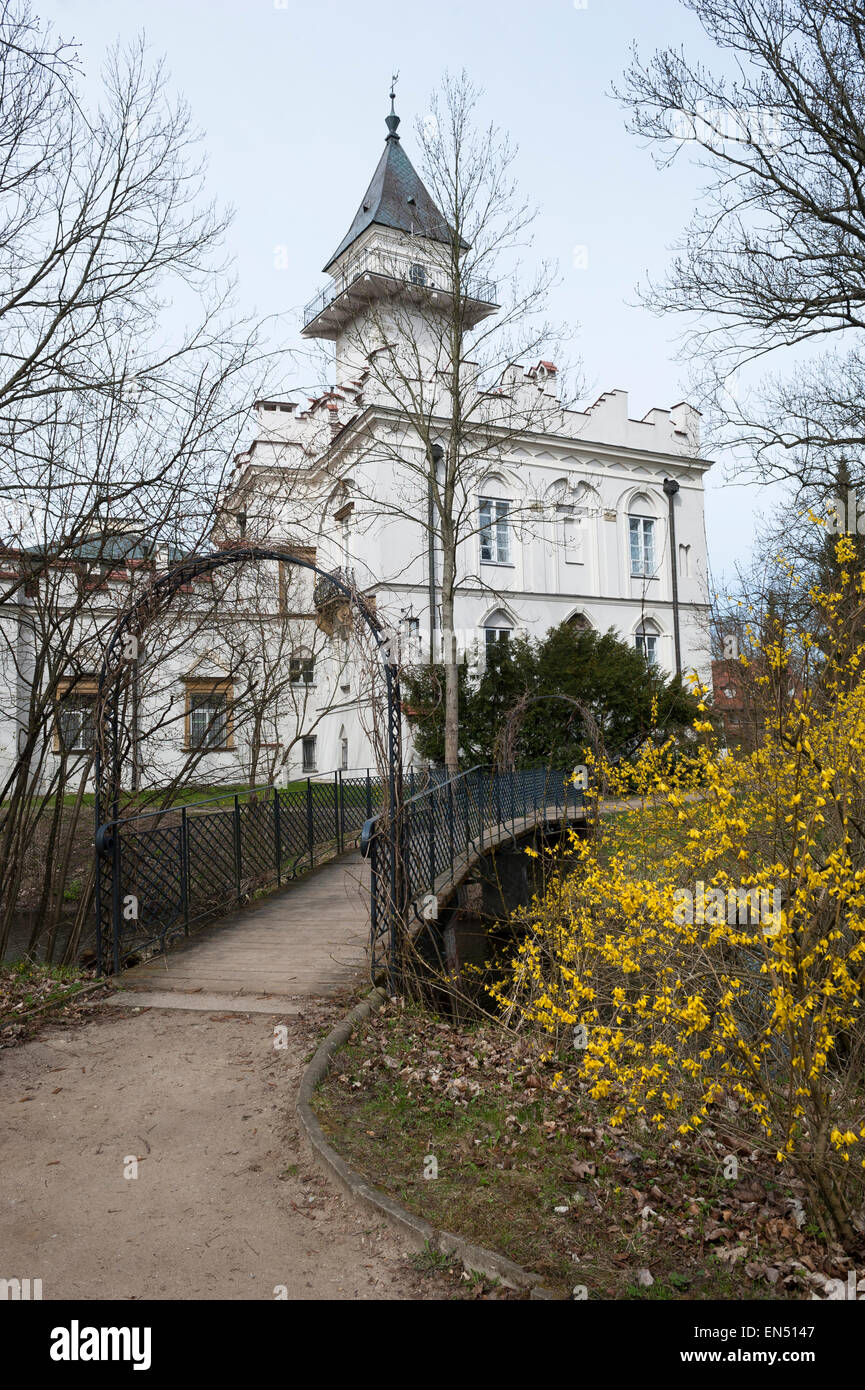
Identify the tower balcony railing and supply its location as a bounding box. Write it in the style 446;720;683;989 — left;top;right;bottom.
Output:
303;247;497;328
313;566;356;611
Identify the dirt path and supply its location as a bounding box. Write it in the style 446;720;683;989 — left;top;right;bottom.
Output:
0;998;441;1301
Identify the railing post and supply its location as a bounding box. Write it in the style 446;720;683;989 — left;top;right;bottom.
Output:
365;768;372;819
368;838;379;983
274;787;282;888
181;807;189;935
233;794;242;899
334;770;341;853
111;826;123;975
306;777;315;868
447;778;455;876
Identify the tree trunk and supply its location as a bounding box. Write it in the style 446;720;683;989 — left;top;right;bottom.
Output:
441;578;459;774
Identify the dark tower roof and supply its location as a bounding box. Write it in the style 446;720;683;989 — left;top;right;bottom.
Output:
323;97;461;273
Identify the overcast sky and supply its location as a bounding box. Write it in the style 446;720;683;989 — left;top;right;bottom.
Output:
39;0;784;586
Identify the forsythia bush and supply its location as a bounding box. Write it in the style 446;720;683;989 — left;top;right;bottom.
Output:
491;538;865;1248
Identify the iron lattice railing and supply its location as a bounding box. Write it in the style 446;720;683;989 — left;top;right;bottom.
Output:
95;770;384;972
360;765;584;985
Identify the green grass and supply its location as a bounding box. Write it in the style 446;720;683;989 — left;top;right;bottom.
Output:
0;959;96;1023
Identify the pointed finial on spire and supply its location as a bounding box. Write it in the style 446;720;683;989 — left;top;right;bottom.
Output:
386;71;400;140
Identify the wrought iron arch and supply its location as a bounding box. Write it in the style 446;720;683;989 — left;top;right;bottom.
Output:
493;692;606;784
93;547;402;974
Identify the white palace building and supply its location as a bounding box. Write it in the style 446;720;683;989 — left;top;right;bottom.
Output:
223;99;713;777
0;98;713;791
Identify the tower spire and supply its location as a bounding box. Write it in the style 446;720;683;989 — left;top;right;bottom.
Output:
386;71;400;141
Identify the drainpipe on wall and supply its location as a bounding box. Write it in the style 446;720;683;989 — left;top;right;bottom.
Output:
663;476;682;679
429;444;443;660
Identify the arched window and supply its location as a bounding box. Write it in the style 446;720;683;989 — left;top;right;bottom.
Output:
482;607;513;654
678;542;691;578
634;619;661;668
338;724;349;771
478;477;512;565
289;649;315;686
629;495;657;577
567;612;592;633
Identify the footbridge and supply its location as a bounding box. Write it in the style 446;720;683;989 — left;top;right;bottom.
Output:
96;765;583;996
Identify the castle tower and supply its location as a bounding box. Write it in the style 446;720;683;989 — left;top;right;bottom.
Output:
301;90;497;386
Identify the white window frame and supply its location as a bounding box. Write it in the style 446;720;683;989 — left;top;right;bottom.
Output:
629;515;657;577
635;628;659;667
57;692;96;753
479;497;511;565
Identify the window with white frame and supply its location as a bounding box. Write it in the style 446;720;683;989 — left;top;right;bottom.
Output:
629;514;656;577
483;608;513;655
341;736;349;771
634;625;660;667
479;497;511;564
302;735;317;772
56;686;96;753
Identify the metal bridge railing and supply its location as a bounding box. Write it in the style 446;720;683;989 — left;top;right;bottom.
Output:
360;765;584;984
95;769;385;971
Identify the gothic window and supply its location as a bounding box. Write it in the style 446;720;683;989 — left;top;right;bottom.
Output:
634;622;660;668
479;497;511;564
629;513;656;577
483;607;513;654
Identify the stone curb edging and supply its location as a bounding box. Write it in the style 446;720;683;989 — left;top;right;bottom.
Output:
295;985;555;1298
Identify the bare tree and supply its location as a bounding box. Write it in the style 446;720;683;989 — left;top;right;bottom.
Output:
0;3;281;962
617;0;865;493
